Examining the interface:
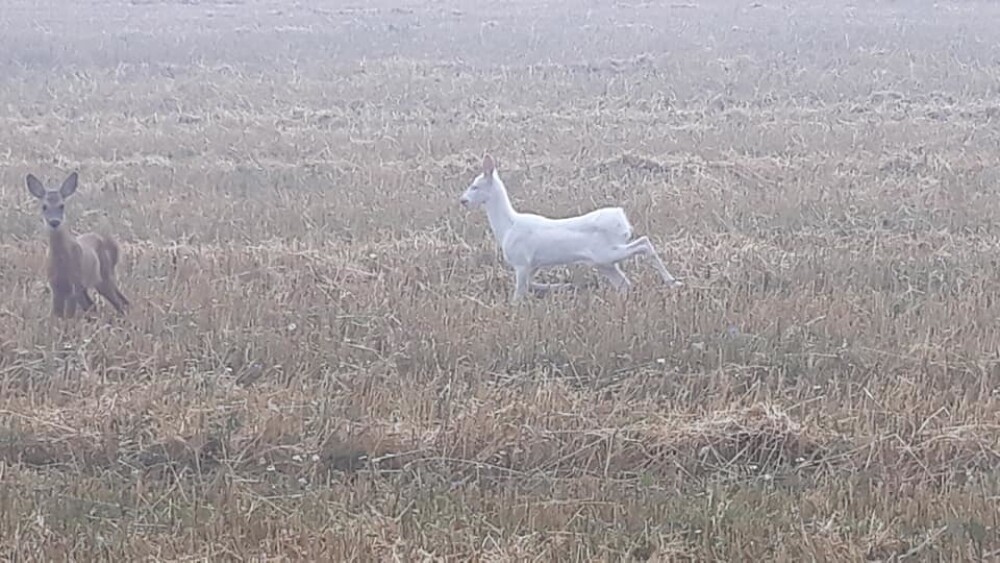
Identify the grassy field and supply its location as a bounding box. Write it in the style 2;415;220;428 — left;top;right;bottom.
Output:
2;0;1000;559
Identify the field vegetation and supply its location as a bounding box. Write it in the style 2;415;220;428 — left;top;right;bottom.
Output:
2;0;1000;559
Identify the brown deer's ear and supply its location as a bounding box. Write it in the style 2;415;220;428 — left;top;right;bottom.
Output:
482;154;496;176
59;172;79;198
26;174;46;199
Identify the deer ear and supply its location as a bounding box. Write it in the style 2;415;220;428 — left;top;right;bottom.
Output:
59;172;78;198
482;154;496;176
26;174;45;199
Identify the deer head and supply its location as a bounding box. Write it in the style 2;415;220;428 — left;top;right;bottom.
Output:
26;172;78;230
459;154;499;209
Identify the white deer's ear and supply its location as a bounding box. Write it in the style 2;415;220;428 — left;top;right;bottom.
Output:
59;172;79;198
482;154;496;176
26;174;46;199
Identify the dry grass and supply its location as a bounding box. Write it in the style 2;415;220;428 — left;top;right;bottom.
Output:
2;0;1000;559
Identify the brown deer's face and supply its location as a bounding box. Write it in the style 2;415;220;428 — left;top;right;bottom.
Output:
26;172;78;230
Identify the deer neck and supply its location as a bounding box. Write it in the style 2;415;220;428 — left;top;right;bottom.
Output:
484;178;517;244
48;227;77;273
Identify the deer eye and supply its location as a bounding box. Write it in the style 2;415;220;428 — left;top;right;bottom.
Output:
58;205;64;211
42;205;48;211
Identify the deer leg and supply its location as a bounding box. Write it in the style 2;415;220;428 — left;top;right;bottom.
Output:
109;280;130;312
512;266;534;303
599;237;682;287
632;237;682;286
96;282;127;315
63;289;78;319
105;277;130;310
51;290;67;318
97;242;130;312
77;286;96;312
115;287;130;309
597;264;632;293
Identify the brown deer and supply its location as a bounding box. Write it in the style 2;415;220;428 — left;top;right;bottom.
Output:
26;171;129;318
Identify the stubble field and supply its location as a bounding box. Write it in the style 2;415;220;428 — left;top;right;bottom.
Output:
2;0;1000;560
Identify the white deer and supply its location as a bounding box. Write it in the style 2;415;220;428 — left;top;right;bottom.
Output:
458;154;682;303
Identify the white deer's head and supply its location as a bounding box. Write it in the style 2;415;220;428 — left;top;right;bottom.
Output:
459;154;500;209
